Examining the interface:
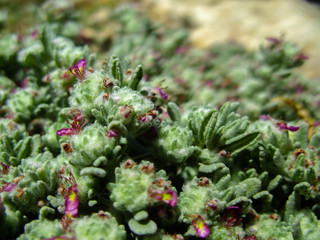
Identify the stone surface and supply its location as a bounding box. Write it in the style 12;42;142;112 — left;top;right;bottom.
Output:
143;0;320;78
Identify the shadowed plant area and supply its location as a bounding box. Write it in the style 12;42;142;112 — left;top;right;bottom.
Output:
1;0;320;239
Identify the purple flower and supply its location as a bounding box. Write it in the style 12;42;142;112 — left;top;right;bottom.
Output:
69;59;87;81
57;111;87;137
161;189;177;207
143;126;159;141
64;187;79;217
148;188;177;207
276;121;299;132
57;128;77;136
156;88;168;100
221;206;242;228
59;170;79;219
191;215;210;238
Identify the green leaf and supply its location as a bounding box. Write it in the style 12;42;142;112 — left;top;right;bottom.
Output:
129;64;143;90
223;131;260;155
167;101;181;123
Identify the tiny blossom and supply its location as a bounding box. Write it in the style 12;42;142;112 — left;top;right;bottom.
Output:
69;59;87;81
191;215;210;238
221;206;242;228
161;189;177;207
64;188;79;217
59;170;79;227
156;87;168;100
106;129;119;138
148;188;177;207
276;121;299;132
57;111;87;137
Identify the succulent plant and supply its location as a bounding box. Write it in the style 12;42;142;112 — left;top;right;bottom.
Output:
1;1;320;240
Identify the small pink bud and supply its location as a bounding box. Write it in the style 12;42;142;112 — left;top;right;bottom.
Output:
106;129;119;138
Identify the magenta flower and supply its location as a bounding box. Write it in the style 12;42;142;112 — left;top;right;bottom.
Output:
57;128;79;136
161;189;177;207
69;59;87;81
156;87;168;100
148;188;177;207
191;215;210;238
59;170;79;219
57;111;87;137
276;121;299;132
64;187;79;217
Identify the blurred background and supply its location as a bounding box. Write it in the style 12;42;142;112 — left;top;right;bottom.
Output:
2;0;320;78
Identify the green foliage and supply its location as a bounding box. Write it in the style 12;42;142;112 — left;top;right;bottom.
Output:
1;2;320;240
